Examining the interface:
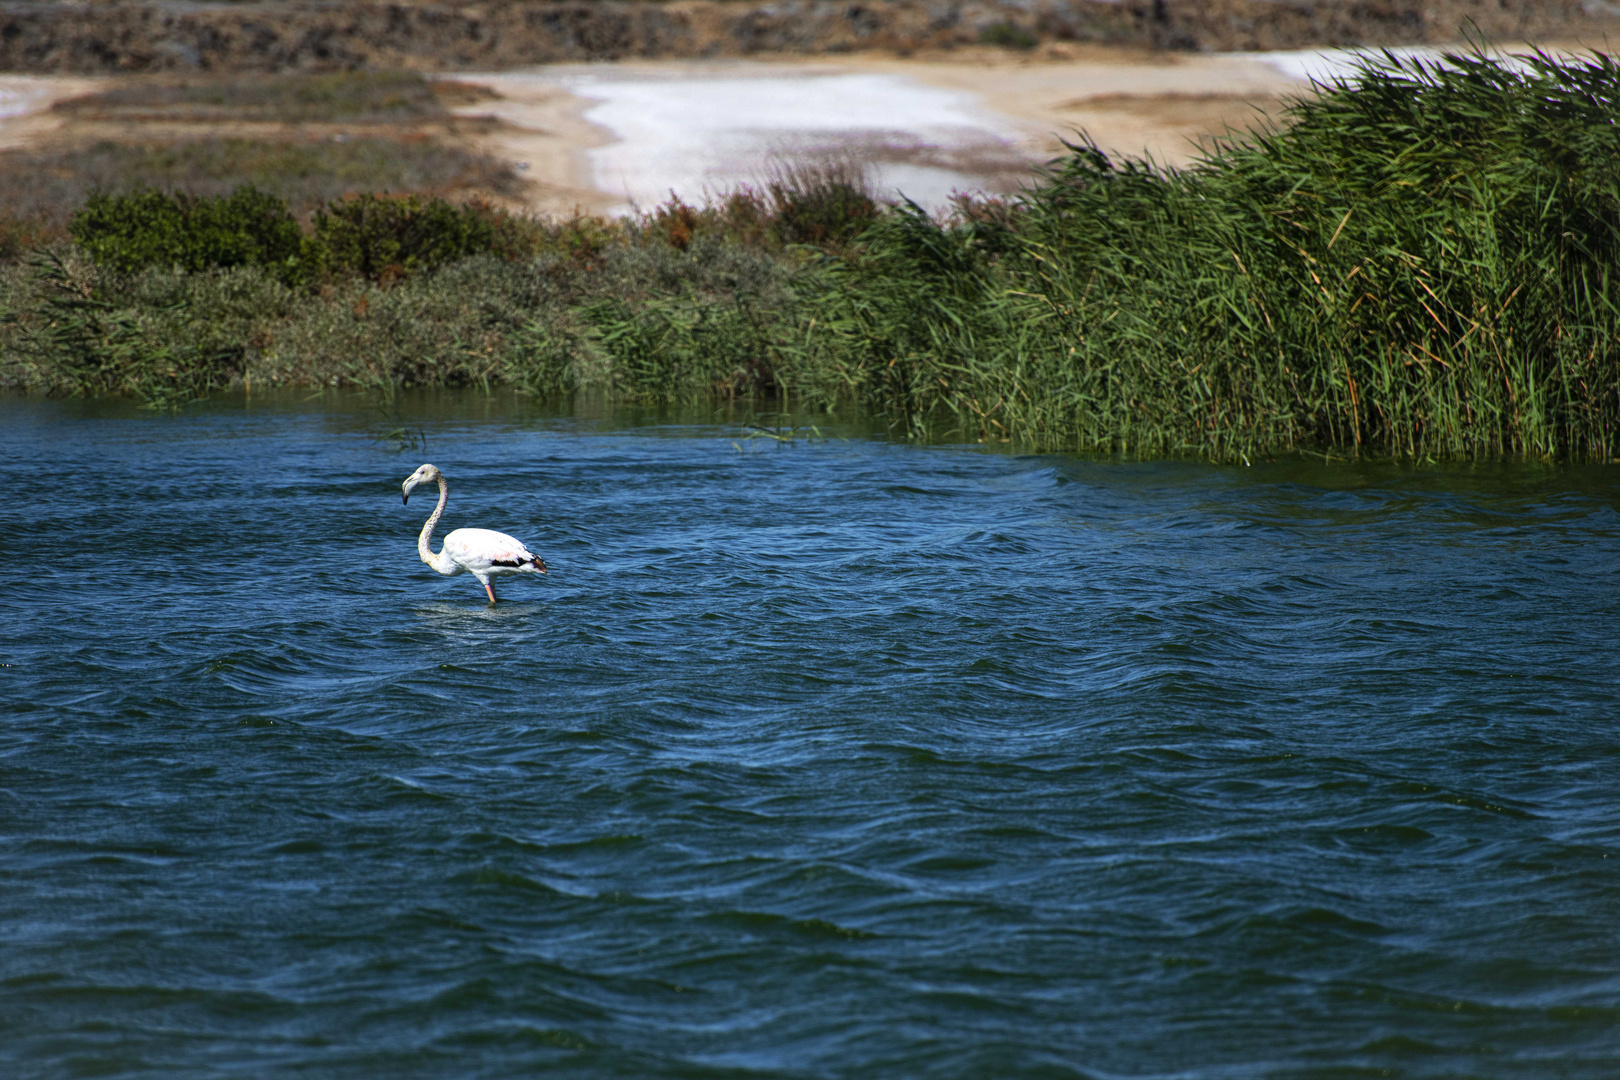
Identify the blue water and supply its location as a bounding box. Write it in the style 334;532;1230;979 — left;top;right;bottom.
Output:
3;393;1619;1079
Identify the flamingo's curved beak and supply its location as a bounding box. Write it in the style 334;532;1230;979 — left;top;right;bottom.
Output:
401;475;419;504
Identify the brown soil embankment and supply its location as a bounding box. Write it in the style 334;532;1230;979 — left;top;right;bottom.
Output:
1;0;1615;74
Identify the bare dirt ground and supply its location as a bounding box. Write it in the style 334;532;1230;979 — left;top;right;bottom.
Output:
835;45;1299;161
432;77;624;217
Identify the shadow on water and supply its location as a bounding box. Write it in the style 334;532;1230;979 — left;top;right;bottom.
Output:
411;600;553;623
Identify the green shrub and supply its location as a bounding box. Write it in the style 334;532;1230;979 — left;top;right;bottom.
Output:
542;213;625;265
310;194;501;281
0;137;521;227
68;185;304;279
978;21;1039;51
765;161;879;249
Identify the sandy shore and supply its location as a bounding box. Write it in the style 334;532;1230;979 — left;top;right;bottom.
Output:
0;75;103;152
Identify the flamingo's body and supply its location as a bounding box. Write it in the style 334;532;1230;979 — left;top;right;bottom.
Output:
402;464;547;603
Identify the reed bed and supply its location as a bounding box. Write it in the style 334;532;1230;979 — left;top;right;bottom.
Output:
793;47;1620;460
3;48;1617;460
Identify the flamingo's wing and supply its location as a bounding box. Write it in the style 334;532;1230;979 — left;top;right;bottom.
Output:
443;528;546;571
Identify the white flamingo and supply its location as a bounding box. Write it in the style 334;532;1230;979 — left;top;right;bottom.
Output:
402;463;548;604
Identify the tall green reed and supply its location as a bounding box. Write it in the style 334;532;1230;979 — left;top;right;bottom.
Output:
801;47;1620;460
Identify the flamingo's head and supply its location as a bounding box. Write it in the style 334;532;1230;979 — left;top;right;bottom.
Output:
401;463;441;504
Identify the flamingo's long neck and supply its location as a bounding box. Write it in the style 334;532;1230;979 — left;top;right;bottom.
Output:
418;475;458;574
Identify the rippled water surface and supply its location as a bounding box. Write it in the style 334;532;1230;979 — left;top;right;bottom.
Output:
4;393;1619;1079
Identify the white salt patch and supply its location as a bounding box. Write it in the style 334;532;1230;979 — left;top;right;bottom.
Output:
868;163;987;209
0;83;44;120
1249;46;1540;85
557;71;1022;213
0;76;93;133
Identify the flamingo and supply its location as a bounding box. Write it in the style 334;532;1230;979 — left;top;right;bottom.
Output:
401;463;548;603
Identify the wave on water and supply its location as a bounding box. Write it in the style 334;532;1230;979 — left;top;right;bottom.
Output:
3;396;1619;1078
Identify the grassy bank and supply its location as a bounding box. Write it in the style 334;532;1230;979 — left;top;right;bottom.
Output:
3;48;1618;460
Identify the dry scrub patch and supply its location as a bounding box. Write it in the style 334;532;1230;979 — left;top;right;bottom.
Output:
0;72;527;237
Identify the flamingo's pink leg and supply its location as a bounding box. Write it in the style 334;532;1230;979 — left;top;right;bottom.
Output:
484;581;498;604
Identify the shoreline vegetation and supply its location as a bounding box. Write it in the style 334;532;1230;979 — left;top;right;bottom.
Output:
3;48;1619;461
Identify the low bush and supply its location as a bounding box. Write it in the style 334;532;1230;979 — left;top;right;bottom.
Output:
629;164;878;253
68;185;304;279
488;206;627;268
978;21;1039;51
64;186;543;284
0;137;520;225
764;160;879;249
310;193;502;281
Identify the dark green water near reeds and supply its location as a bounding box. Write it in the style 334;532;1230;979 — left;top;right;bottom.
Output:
3;391;1619;1079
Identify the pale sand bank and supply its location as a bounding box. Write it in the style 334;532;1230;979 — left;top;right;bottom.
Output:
0;75;101;152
